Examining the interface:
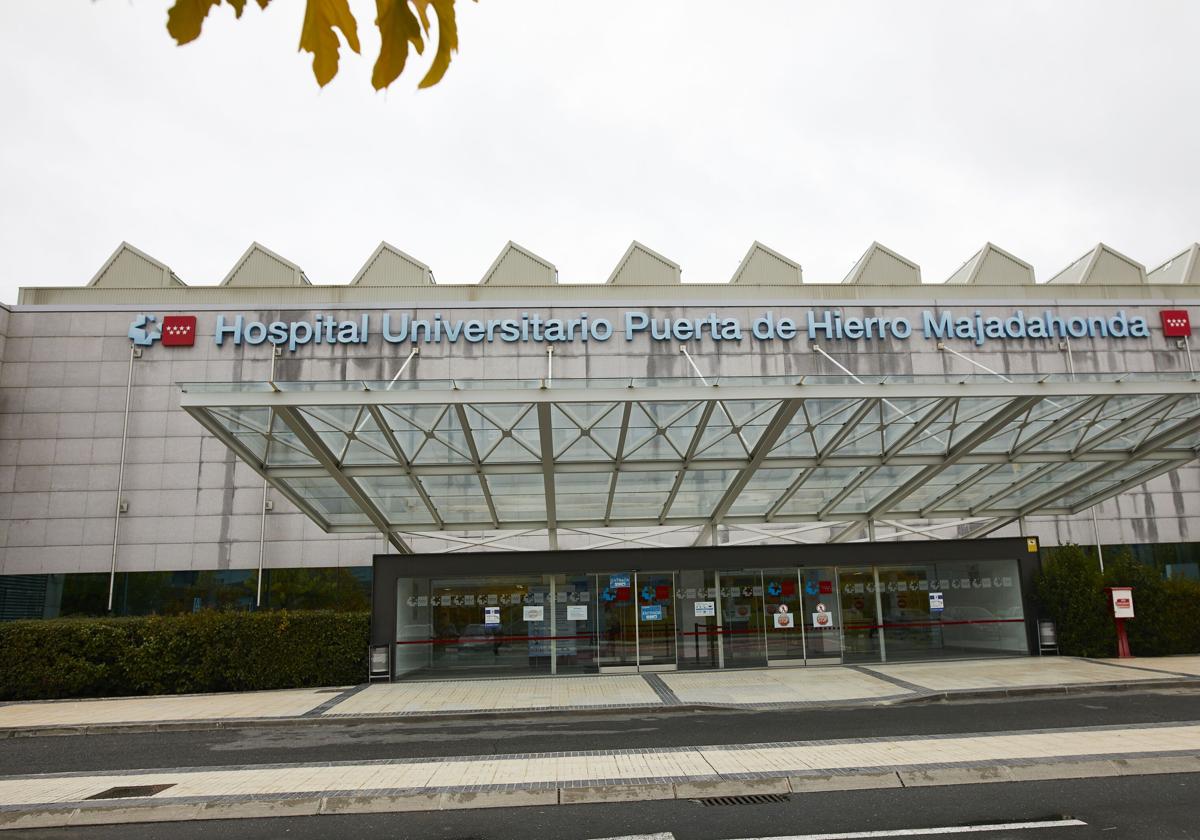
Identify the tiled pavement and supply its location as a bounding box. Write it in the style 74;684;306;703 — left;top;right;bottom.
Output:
325;674;661;716
1;722;1199;827
858;656;1200;691
0;687;336;729
1;656;1197;732
659;665;907;705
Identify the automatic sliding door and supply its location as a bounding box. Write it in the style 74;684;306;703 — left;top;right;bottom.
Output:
719;571;767;668
595;571;637;670
801;567;842;663
839;567;883;663
763;569;804;665
635;571;677;670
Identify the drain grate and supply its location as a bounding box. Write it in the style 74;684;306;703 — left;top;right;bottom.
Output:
87;784;175;800
695;793;791;807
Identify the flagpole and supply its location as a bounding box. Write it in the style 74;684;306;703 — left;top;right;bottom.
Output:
107;342;136;613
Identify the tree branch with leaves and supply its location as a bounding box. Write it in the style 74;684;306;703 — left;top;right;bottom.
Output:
165;0;471;90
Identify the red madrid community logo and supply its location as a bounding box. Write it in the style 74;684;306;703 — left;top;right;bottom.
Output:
1160;310;1191;338
161;315;197;346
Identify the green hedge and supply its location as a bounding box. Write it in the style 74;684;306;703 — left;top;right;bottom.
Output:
1035;544;1200;657
0;610;369;701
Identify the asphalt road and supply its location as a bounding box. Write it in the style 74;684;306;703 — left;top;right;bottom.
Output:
3;687;1198;775
9;774;1200;839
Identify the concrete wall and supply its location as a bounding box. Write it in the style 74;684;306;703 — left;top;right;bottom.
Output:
1;295;1198;576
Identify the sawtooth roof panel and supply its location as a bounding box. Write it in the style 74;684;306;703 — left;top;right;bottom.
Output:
1046;244;1145;286
607;241;681;286
729;241;803;285
221;242;310;287
88;242;184;288
945;243;1034;286
842;242;921;285
1147;244;1200;285
481;241;558;286
350;242;433;286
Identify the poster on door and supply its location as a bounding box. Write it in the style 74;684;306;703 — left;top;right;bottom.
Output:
640;605;663;621
484;606;501;626
812;604;833;629
772;604;795;629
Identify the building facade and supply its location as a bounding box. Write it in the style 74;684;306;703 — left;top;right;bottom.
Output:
2;239;1199;676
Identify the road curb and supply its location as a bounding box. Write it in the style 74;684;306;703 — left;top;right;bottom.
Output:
2;677;1199;739
2;753;1199;831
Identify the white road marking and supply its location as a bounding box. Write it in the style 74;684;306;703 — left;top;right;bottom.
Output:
725;819;1087;839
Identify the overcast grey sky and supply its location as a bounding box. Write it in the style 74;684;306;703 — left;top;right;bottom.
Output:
0;1;1197;299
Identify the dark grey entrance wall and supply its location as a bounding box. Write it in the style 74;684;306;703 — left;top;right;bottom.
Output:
371;536;1043;655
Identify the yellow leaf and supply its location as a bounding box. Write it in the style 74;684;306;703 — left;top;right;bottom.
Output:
299;0;362;88
167;0;257;46
373;0;467;91
372;0;426;91
168;0;226;45
415;0;458;89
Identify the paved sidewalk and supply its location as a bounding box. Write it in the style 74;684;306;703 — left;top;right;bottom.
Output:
1;721;1199;830
1;656;1197;733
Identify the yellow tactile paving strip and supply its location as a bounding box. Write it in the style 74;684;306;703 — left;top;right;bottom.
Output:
661;666;906;704
326;675;660;715
0;689;333;729
1;724;1197;808
860;657;1176;691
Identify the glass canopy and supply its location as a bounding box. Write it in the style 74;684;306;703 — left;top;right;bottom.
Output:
180;374;1200;553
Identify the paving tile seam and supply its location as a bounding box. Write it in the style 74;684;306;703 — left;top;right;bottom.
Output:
2;723;1198;784
2;750;1199;814
302;684;370;717
848;665;929;693
1080;658;1200;680
640;674;684;706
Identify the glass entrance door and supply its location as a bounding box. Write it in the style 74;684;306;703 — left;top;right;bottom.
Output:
801;567;843;663
763;569;805;665
634;571;677;670
839;567;883;663
719;571;767;668
595;571;636;670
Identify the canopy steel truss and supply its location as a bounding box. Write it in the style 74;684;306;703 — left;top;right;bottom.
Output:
180;376;1200;551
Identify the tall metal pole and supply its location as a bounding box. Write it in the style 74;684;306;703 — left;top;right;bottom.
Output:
257;348;279;608
255;480;269;608
107;344;136;612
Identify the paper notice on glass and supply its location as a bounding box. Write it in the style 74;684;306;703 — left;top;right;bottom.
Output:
566;605;588;621
484;606;501;626
812;611;833;629
523;606;544;622
694;601;716;617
